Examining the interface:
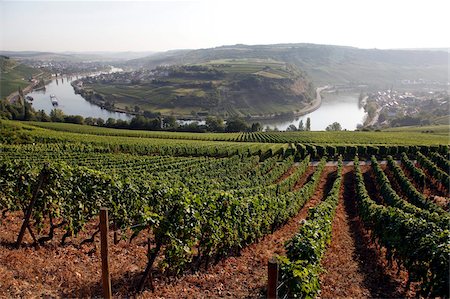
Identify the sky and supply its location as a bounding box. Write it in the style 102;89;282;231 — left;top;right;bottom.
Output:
1;0;449;52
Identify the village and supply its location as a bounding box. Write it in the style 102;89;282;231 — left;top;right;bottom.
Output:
363;88;448;128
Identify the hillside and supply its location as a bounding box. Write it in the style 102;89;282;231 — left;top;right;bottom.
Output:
78;59;316;118
0;56;44;99
125;44;450;87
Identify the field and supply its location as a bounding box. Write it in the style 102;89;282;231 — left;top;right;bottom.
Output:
0;119;449;298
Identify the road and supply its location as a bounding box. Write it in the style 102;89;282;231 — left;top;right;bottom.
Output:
6;71;45;103
291;85;330;117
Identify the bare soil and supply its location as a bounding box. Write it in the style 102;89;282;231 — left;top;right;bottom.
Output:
320;166;414;298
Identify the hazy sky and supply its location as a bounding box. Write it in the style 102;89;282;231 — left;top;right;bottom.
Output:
1;0;449;52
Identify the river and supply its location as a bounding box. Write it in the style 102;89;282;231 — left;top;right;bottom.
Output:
27;67;132;121
27;73;366;130
261;91;366;131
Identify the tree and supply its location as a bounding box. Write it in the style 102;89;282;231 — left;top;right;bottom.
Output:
23;102;35;121
130;115;147;129
163;116;177;129
286;124;297;131
36;110;51;122
115;119;129;129
50;109;65;122
251;122;262;132
96;118;105;126
298;120;304;131
84;117;95;126
18;86;24;100
306;117;311;131
148;117;162;130
64;115;84;125
206;116;225;132
326;122;342;131
225;117;249;132
143;110;160;119
105;117;116;127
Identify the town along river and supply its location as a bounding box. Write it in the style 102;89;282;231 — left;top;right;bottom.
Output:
27;69;132;121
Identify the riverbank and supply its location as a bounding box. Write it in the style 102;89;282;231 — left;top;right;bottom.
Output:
244;86;328;121
300;86;328;116
6;72;50;103
364;106;383;127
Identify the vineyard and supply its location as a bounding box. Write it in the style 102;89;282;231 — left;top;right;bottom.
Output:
23;121;449;145
0;120;449;298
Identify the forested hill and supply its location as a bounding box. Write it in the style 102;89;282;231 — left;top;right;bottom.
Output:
125;43;450;87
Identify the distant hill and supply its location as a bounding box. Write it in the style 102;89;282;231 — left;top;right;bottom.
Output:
0;51;87;62
125;44;450;87
0;51;155;62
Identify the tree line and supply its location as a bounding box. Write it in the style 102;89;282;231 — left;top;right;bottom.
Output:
0;98;265;133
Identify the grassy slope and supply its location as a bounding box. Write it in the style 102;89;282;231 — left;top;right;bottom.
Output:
24;121;449;145
0;57;42;99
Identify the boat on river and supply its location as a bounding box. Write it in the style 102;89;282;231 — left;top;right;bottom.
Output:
50;94;59;106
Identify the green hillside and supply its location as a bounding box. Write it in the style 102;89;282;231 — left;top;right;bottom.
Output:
125;44;449;87
80;59;316;117
0;56;43;99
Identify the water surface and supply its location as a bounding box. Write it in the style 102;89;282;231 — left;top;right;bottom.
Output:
27;68;132;121
262;92;366;131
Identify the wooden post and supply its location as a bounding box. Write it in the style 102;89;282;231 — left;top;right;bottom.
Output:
267;257;279;299
113;223;118;245
100;208;112;299
16;165;47;248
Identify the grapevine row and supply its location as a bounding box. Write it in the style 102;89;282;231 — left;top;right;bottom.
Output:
386;155;445;215
370;156;448;229
278;157;342;298
400;152;426;189
417;152;450;190
354;158;449;297
430;152;450;175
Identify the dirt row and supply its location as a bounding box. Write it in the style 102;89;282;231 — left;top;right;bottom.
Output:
320;166;412;298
